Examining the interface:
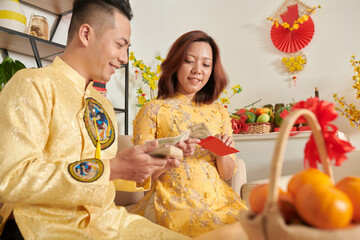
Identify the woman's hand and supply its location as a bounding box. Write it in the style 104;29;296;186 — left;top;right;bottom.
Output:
214;134;236;180
175;137;201;157
214;133;234;147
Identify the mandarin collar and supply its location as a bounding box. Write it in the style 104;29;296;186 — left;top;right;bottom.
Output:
174;93;193;103
52;57;87;90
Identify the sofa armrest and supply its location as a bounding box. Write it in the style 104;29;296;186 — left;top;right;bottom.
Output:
240;175;292;208
115;135;145;207
225;157;247;196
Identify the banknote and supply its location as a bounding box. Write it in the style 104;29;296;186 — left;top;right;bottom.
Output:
148;145;183;158
147;130;190;146
188;123;212;139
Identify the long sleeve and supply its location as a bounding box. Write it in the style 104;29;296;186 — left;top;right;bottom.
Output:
0;66;111;207
132;100;160;145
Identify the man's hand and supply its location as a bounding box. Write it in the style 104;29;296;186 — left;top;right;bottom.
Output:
110;140;170;182
175;137;201;157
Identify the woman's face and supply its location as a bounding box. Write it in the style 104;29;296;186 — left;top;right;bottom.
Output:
176;41;213;98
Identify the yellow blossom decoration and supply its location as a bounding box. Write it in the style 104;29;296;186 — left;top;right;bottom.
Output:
267;5;321;31
281;52;306;74
219;84;243;108
333;55;360;129
130;52;163;107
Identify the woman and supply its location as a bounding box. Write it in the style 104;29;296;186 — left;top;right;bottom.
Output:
131;30;247;237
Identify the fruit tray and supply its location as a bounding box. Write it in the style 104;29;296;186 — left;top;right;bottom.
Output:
241;122;272;134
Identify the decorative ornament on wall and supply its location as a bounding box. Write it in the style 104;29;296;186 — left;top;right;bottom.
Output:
267;0;321;86
281;52;307;86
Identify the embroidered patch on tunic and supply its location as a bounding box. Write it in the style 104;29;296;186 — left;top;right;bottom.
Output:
84;98;115;150
68;159;104;182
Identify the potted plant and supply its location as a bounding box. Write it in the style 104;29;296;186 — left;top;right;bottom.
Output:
0;56;26;91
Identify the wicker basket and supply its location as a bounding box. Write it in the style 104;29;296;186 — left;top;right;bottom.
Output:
242;122;272;134
240;109;360;240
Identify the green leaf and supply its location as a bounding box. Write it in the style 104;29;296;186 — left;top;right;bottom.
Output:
0;57;26;91
0;67;6;91
2;56;14;64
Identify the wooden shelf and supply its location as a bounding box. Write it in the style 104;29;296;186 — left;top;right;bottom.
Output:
20;0;73;15
0;26;65;62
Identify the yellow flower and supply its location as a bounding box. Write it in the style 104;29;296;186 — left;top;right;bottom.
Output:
334;56;360;128
292;24;299;30
289;57;295;63
152;75;159;82
220;97;229;104
282;57;288;63
137;88;144;94
289;67;295;72
138;95;146;105
282;22;290;29
231;84;242;94
149;81;157;90
139;63;145;70
142;72;148;80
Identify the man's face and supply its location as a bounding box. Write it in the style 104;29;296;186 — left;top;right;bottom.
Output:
88;11;131;83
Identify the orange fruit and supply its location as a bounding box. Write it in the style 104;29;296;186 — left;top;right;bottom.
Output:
336;176;360;223
287;168;333;197
295;184;353;229
249;183;296;223
255;108;266;116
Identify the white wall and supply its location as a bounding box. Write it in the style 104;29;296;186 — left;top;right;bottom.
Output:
118;0;360;148
4;0;359;148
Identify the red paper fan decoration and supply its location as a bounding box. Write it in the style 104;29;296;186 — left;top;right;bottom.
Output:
271;16;314;53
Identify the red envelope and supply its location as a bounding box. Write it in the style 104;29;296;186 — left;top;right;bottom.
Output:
198;136;239;156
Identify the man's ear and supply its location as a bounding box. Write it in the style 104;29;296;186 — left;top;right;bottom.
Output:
78;24;93;47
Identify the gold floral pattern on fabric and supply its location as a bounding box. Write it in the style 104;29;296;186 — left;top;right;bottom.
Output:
84;97;115;150
68;159;104;182
0;57;190;240
131;94;247;237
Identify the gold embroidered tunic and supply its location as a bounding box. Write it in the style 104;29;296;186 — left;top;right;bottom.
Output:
131;94;247;237
0;57;188;240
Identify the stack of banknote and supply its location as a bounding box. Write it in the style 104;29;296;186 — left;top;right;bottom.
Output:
188;122;212;139
148;145;183;158
147;123;212;158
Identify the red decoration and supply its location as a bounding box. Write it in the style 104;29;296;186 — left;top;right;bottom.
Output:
279;108;290;120
291;98;355;168
280;4;299;25
198;136;239;156
271;15;314;53
231;115;249;134
236;109;247;114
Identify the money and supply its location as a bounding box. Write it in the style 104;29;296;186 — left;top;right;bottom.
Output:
188;123;212;139
147;130;190;146
148;145;183;158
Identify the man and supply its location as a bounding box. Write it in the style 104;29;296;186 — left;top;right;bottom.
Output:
0;0;186;239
